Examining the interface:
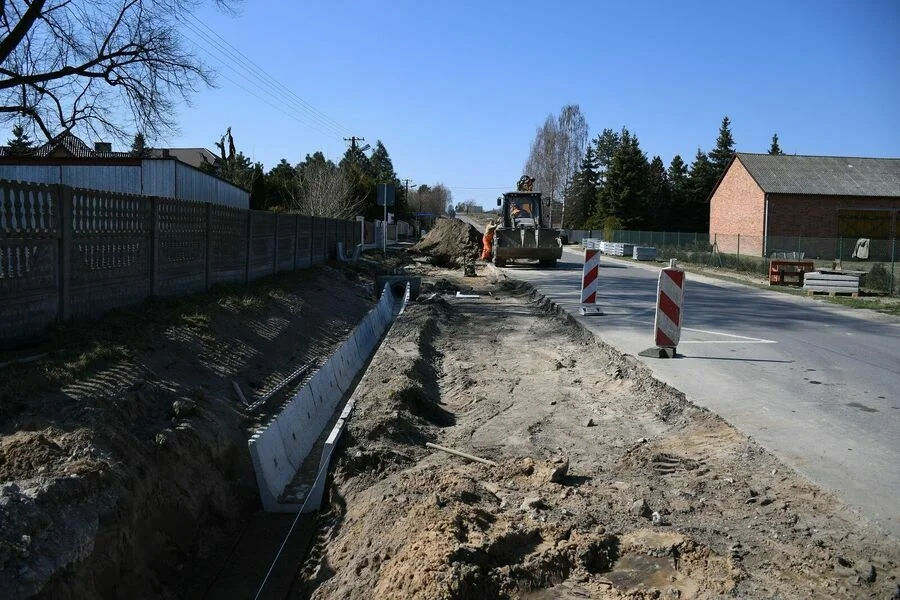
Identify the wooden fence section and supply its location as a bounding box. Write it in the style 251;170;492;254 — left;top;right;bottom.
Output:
0;179;362;344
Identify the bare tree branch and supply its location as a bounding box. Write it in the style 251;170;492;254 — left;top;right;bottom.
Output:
0;0;236;142
0;0;46;65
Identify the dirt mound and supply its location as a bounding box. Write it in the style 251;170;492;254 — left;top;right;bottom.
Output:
412;218;482;267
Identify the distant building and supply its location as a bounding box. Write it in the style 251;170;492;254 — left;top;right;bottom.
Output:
709;153;900;258
0;133;248;209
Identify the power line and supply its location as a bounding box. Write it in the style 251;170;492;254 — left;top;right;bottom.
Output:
182;14;353;138
182;14;351;136
179;19;346;140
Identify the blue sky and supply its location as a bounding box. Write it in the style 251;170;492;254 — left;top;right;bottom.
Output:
167;0;899;208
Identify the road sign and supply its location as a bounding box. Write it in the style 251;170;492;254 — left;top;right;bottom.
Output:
376;183;395;207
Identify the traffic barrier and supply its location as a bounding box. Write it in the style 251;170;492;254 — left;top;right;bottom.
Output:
580;248;603;315
654;259;685;350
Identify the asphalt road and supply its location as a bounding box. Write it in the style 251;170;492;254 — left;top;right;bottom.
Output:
465;225;900;539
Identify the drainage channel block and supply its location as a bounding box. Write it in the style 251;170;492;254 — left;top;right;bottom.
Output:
375;275;421;300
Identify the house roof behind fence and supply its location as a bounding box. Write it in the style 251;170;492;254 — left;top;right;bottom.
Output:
736;152;900;197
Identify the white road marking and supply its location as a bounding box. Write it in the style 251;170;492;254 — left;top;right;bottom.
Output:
678;340;778;344
680;326;778;344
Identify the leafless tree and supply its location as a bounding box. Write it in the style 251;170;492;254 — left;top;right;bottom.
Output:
523;105;589;228
294;160;363;220
557;104;588;227
524;114;561;227
408;183;451;220
0;0;235;142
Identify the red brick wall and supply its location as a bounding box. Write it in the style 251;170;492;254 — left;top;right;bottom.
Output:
767;195;900;237
709;158;765;255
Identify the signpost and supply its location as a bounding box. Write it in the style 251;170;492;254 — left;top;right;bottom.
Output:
377;184;396;254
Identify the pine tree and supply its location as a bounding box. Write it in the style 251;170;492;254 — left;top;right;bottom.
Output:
768;133;783;155
564;145;599;228
597;128;650;230
340;144;377;218
667;155;689;231
646;156;671;230
708;116;735;173
369;140;406;216
130;132;149;158
686;149;717;232
268;158;300;207
6;122;34;156
592;128;620;186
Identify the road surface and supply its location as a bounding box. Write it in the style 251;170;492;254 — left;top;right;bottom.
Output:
458;219;900;539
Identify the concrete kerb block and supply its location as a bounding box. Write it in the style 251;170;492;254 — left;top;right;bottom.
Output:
360;320;377;355
330;343;351;395
247;419;295;510
248;433;281;512
312;359;342;414
274;398;305;469
359;311;378;352
345;328;365;373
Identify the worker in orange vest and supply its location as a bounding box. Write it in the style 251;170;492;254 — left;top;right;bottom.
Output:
481;220;497;261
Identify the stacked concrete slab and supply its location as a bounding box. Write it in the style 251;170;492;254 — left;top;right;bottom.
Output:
248;282;402;513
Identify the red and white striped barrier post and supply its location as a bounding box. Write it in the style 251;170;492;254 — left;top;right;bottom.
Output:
643;259;685;358
580;248;603;315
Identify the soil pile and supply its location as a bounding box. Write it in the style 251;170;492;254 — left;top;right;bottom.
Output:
412;218;483;267
0;266;374;599
297;264;900;599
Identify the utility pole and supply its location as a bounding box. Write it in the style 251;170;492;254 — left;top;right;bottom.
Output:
401;178;417;234
343;136;365;151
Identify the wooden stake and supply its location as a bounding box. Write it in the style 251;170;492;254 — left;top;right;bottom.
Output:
425;442;497;466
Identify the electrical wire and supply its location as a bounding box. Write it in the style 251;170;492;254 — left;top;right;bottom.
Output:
181;13;353;138
179;19;346;140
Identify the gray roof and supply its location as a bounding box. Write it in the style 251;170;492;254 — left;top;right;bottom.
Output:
149;147;218;168
0;133;132;159
736;153;900;197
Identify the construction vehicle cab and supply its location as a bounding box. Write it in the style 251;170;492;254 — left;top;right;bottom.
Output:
492;177;562;268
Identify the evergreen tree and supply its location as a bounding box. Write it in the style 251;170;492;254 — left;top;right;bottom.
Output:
564;145;599;228
708;115;735;173
768;133;783;155
369;140;406;216
130;132;149;158
339;144;377;218
596;128;650;229
686;149;717;232
268;158;300;207
593;128;620;186
6;122;33;156
667;155;690;231
646;155;671;230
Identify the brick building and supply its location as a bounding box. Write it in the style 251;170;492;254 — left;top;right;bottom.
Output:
709;153;900;259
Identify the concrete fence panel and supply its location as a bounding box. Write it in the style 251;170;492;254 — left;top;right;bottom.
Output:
156;198;207;296
311;216;326;265
295;215;312;269
325;218;337;261
248;211;276;281
0;182;61;342
68;187;152;317
0;178;364;344
277;214;297;272
209;204;247;285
